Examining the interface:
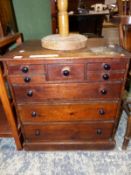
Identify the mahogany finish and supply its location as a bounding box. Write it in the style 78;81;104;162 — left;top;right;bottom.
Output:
8;64;46;75
86;71;125;81
12;83;122;103
23;122;114;142
18;102;118;123
87;62;127;71
1;40;130;150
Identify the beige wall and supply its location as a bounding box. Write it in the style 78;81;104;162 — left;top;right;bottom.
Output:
105;0;116;4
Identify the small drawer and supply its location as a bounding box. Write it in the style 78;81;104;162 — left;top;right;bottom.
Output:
23;122;114;142
87;62;127;71
8;75;46;84
47;64;84;81
8;64;46;75
86;71;125;81
18;102;118;123
13;83;122;103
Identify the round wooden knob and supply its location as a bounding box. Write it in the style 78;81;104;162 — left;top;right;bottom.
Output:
22;67;29;73
27;90;33;97
35;129;40;136
62;67;70;76
104;64;111;70
100;89;107;95
24;77;31;83
96;129;102;135
99;109;105;115
63;70;70;76
103;74;109;80
31;112;37;118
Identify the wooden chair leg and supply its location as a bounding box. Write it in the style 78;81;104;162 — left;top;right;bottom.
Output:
122;115;131;150
0;67;23;150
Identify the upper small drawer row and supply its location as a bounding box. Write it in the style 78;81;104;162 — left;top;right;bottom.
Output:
7;62;126;83
8;62;127;75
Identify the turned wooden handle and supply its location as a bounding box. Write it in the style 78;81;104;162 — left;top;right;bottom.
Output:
57;0;69;37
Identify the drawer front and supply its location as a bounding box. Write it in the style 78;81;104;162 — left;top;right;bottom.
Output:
47;64;84;81
8;64;46;75
23;122;114;142
18;102;118;123
86;71;125;81
8;72;124;84
13;83;122;103
87;62;127;71
8;75;46;84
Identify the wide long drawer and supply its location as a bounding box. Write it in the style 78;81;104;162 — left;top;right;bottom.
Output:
12;83;122;103
18;102;118;123
23;122;114;142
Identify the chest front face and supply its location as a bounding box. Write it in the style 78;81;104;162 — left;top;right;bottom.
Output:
3;41;130;150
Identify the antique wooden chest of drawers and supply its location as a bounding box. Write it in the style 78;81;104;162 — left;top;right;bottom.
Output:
1;40;130;150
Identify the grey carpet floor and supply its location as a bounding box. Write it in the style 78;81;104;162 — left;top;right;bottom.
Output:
0;112;131;175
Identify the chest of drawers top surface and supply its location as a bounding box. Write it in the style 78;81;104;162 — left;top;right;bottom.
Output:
0;40;130;62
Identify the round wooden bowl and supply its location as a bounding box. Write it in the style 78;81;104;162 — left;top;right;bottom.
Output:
41;33;87;50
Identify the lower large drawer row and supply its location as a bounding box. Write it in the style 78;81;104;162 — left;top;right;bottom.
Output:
22;122;114;142
17;102;118;122
12;82;122;103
